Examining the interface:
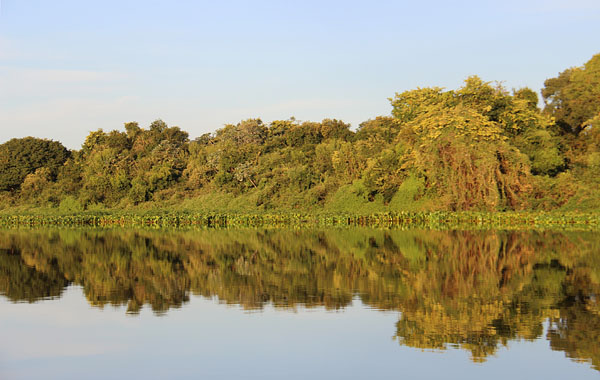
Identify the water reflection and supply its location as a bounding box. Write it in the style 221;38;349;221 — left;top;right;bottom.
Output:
0;228;599;369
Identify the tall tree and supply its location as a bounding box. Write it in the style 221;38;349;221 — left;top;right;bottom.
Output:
0;137;69;191
542;54;600;135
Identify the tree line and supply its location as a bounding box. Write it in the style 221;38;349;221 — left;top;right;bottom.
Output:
1;53;599;212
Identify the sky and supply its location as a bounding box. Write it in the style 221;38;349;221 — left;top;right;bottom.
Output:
0;0;599;149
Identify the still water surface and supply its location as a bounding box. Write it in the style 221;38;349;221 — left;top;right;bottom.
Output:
0;228;598;379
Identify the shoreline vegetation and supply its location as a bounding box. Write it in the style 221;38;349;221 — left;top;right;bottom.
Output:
1;54;599;219
0;211;598;230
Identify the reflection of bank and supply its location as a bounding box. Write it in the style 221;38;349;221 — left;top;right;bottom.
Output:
0;228;598;369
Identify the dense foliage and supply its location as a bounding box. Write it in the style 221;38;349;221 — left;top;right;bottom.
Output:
0;137;69;192
1;54;599;212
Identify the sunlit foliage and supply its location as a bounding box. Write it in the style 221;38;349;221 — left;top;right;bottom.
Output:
0;54;599;212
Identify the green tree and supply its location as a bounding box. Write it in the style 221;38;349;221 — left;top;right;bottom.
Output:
0;137;69;191
542;53;600;135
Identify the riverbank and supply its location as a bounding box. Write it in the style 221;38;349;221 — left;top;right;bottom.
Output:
0;210;599;230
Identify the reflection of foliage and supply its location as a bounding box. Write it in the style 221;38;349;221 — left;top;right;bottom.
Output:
548;300;600;371
0;245;68;302
0;228;599;369
547;266;600;371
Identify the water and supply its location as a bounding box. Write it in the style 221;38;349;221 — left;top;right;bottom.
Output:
0;228;598;379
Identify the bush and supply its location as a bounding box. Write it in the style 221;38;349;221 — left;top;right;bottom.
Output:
59;196;83;213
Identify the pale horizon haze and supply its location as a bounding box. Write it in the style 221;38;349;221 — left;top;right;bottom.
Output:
1;0;599;149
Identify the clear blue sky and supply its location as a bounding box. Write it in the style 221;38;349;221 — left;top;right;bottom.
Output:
1;0;599;149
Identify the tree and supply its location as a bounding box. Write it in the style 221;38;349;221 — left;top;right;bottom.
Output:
542;53;600;135
389;79;534;210
0;137;69;191
355;116;401;143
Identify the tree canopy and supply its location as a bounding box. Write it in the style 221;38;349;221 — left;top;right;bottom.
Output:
1;53;599;212
0;137;69;192
542;53;600;135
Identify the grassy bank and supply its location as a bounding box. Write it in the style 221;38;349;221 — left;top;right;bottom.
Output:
0;210;599;230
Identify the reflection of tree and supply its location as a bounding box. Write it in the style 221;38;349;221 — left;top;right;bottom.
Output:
392;231;554;361
0;243;67;302
0;228;598;369
0;230;190;313
548;268;600;371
